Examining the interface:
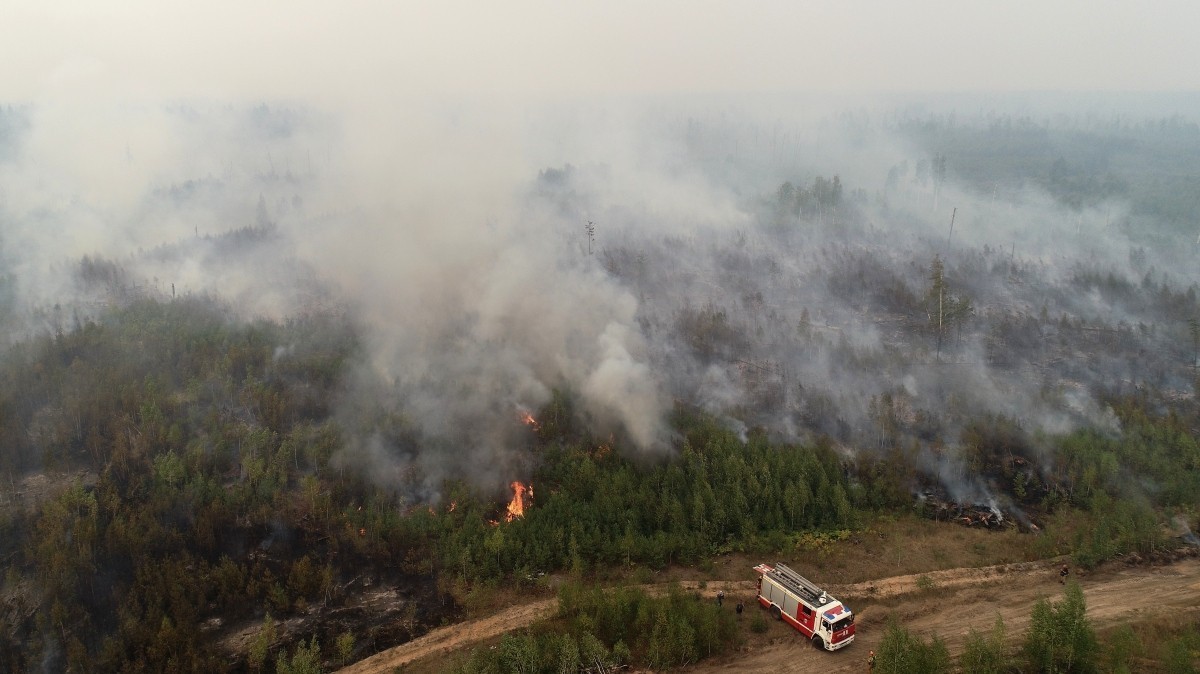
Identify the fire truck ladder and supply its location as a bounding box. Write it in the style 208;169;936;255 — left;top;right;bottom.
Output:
772;563;828;605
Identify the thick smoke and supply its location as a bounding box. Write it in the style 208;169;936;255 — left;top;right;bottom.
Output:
0;98;689;496
2;93;1197;502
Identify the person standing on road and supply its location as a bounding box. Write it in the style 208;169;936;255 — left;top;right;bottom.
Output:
867;649;876;671
1060;564;1070;584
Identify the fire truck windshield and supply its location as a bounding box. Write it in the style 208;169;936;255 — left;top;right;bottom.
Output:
831;615;854;632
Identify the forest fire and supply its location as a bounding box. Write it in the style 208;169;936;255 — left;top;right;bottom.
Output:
593;434;615;459
916;491;1025;531
504;481;532;522
520;410;540;432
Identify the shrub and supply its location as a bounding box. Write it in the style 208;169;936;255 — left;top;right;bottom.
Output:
1023;582;1098;673
876;618;950;674
959;614;1009;674
750;607;769;633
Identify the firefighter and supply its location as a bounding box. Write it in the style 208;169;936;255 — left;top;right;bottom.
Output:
867;650;876;671
736;601;744;616
717;590;725;606
1059;563;1069;584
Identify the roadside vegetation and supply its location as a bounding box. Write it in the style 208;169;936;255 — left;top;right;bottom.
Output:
447;583;740;673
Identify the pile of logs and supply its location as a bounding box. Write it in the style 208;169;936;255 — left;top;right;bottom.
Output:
918;492;1014;530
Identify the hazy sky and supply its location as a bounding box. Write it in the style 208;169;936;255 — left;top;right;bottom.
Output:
3;1;1198;101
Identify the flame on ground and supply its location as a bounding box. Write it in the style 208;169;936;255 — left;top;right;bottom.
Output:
505;481;532;522
520;411;540;431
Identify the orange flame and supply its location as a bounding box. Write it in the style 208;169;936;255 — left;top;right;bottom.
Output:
520;411;540;431
504;481;532;522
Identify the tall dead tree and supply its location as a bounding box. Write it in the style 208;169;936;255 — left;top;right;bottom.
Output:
928;254;947;362
1189;317;1200;376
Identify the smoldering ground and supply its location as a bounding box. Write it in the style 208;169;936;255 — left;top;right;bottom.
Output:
1;94;1197;502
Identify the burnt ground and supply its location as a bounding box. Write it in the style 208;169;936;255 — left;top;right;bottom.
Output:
0;471;461;673
217;568;460;672
1;469;98;512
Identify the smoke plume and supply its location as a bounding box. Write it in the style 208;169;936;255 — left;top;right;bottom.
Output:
2;92;1197;501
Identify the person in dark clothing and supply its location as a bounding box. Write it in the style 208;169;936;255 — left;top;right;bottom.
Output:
717;590;725;606
1060;564;1069;584
736;601;744;616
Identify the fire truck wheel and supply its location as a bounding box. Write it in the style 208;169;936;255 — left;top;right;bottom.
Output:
811;635;825;651
770;605;782;621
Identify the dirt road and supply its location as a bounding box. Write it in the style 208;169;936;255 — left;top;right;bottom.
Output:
706;557;1200;672
338;556;1200;673
337;599;558;674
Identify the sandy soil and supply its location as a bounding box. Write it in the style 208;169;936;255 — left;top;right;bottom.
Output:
703;557;1200;672
337;555;1200;673
337;599;558;674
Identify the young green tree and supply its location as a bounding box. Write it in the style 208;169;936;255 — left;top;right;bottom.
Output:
1102;624;1141;674
275;635;321;674
959;614;1009;674
248;614;277;672
1023;582;1098;673
497;632;539;674
335;631;355;667
876;618;950;674
1163;628;1200;674
557;634;581;674
578;632;613;672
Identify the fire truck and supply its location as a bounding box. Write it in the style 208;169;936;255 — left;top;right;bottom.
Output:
753;562;855;651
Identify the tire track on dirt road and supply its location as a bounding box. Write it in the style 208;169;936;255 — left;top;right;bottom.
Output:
338;557;1200;673
705;558;1200;673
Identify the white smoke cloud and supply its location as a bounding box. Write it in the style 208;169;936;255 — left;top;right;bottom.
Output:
2;89;1196;503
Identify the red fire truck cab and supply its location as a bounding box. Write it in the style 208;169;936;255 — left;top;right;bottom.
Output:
754;562;855;651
